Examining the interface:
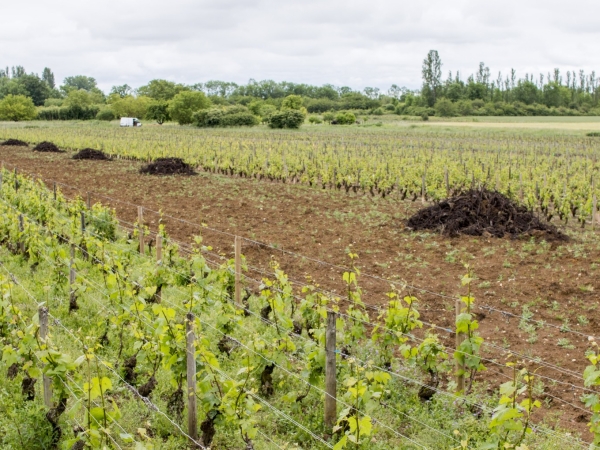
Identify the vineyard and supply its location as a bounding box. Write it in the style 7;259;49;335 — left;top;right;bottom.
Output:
0;122;599;229
0;133;599;448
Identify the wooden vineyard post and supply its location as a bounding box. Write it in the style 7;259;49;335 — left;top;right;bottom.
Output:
519;173;524;202
14;168;18;191
69;244;77;311
80;211;85;235
53;182;57;201
593;195;598;230
234;236;242;306
39;306;53;408
421;173;427;204
186;313;199;446
324;310;337;431
138;206;144;254
444;167;449;196
455;299;466;394
156;235;163;263
155;235;163;304
18;214;25;254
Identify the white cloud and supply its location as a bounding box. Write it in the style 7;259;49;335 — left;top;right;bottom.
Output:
1;0;599;91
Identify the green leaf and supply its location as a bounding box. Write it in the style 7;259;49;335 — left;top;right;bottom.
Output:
358;416;373;436
333;435;347;450
120;433;134;443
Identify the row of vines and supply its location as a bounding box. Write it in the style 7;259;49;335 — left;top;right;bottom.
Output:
0;167;598;449
1;124;599;226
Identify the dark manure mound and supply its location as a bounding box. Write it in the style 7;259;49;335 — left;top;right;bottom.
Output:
406;189;566;240
72;148;110;160
140;157;195;175
32;141;63;153
1;139;28;146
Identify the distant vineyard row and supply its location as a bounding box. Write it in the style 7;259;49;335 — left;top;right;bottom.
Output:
1;124;600;224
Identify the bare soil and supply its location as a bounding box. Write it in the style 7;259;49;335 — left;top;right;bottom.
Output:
1;145;599;439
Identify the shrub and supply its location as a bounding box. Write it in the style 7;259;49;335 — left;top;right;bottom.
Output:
421;112;429;121
456;100;474;116
168;91;211;125
96;108;115;121
323;112;335;123
37;105;100;120
335;112;356;125
0;95;37;121
305;98;337;113
194;106;259;127
434;98;457;117
308;115;322;124
372;107;384;115
44;98;63;107
268;109;305;129
588;132;600;137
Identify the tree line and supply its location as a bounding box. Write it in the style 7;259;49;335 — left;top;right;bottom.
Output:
0;53;599;124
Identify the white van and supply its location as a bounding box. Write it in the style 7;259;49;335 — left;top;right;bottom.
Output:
120;117;142;127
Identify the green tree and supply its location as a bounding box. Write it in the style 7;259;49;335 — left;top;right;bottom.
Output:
466;81;487;100
110;95;151;119
146;101;170;124
11;66;25;78
0;94;37;121
62;75;98;93
137;79;189;101
434;98;456;117
513;80;539;105
110;84;133;98
168;91;211;125
15;74;50;106
64;89;100;108
543;82;571;108
422;50;443;106
42;68;55;89
281;94;303;110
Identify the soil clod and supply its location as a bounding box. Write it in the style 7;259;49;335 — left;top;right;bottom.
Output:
1;139;28;146
123;355;137;384
72;148;110;160
138;375;157;398
33;141;63;153
22;376;37;400
139;157;195;176
406;189;566;240
7;363;19;380
260;364;275;397
167;387;184;422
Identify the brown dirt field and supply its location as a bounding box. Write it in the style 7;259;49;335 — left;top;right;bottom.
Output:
1;145;599;440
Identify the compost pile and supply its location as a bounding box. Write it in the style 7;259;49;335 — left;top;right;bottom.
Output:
139;158;195;175
32;141;63;153
0;139;28;146
72;148;110;160
406;189;566;240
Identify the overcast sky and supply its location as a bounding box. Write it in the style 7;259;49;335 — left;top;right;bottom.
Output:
1;0;599;92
